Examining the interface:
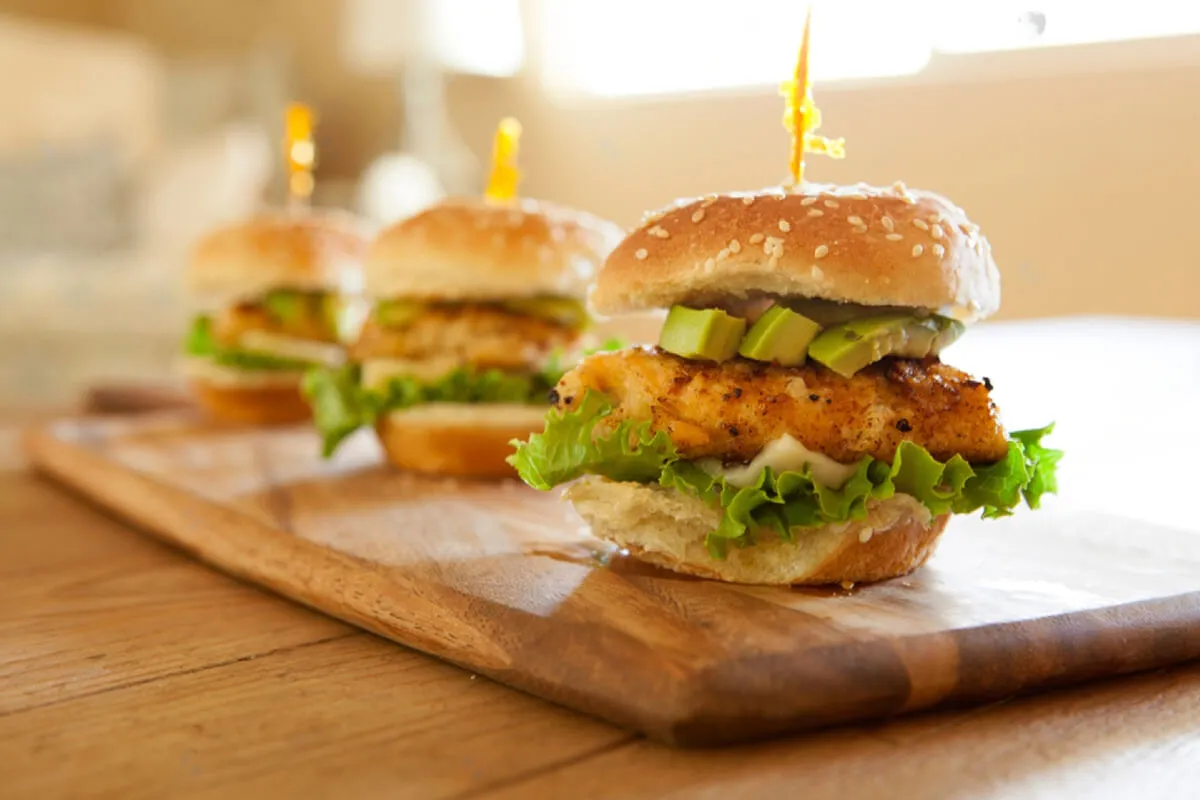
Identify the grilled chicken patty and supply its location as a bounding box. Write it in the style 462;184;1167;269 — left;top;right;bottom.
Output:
350;305;574;372
214;303;334;347
555;347;1008;465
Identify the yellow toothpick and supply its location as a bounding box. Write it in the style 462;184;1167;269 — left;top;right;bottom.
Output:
285;102;317;205
485;117;522;202
780;6;844;186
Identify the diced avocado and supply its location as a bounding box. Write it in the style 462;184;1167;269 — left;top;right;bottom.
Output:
931;317;966;353
321;294;345;336
737;305;821;366
503;297;590;329
809;314;962;377
262;290;308;323
658;306;747;362
374;299;426;329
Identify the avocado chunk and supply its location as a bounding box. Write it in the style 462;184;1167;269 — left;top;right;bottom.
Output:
658;306;747;362
808;315;964;377
374;299;426;329
262;290;309;323
737;305;821;366
503;297;590;329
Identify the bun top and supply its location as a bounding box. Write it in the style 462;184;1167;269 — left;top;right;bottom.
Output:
593;183;1000;322
187;211;370;301
364;196;625;301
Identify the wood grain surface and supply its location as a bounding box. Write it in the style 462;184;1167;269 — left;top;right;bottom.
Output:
23;410;1200;747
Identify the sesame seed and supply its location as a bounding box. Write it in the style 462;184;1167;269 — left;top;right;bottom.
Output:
635;248;648;260
704;257;716;270
814;244;829;259
729;239;742;253
892;180;908;194
748;233;765;244
824;199;839;209
742;196;755;205
701;194;718;207
812;265;825;280
808;208;824;218
778;220;791;232
847;215;864;226
716;248;730;261
691;209;705;223
647;225;670;239
933;243;946;258
913;219;929;231
801;196;818;206
912;244;924;257
764;236;785;257
931;224;944;240
881;216;895;232
886;233;904;241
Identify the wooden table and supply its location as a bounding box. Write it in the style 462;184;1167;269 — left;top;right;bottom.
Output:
4;318;1200;799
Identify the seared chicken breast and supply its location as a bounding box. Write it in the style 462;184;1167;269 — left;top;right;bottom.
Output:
555;347;1009;465
214;302;334;347
351;305;573;372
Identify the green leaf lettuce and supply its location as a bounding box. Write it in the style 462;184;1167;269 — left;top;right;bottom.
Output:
303;364;557;457
183;315;311;372
509;391;1063;559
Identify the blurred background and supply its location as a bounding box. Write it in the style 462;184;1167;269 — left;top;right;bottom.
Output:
1;0;1198;410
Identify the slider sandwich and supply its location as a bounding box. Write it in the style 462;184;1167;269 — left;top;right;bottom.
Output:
181;212;368;424
304;195;624;477
510;185;1062;585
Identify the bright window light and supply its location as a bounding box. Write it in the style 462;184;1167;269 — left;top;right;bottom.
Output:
537;0;1200;97
931;2;1200;53
538;0;933;97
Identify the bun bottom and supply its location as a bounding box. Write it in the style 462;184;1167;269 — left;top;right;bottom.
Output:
375;403;548;479
190;378;310;425
565;477;948;586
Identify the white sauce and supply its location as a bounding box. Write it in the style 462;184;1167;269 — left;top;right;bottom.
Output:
698;434;858;489
176;357;304;388
238;331;345;368
386;403;547;428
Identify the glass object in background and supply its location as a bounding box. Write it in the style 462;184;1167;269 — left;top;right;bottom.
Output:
341;0;526;221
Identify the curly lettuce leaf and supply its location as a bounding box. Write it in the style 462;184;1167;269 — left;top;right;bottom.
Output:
302;364;366;457
183;315;311;371
305;365;556;458
507;391;677;490
511;392;1063;559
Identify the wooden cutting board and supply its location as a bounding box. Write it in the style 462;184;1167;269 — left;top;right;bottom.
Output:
24;412;1200;746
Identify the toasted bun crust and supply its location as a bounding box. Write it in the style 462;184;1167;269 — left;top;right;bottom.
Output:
566;477;947;585
190;379;311;425
375;403;548;479
187;211;370;301
364;196;625;301
594;183;999;322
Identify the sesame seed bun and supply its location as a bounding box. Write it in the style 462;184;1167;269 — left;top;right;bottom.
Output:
592;183;1000;322
187;211;370;302
364;196;625;301
566;477;947;586
375;403;550;479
